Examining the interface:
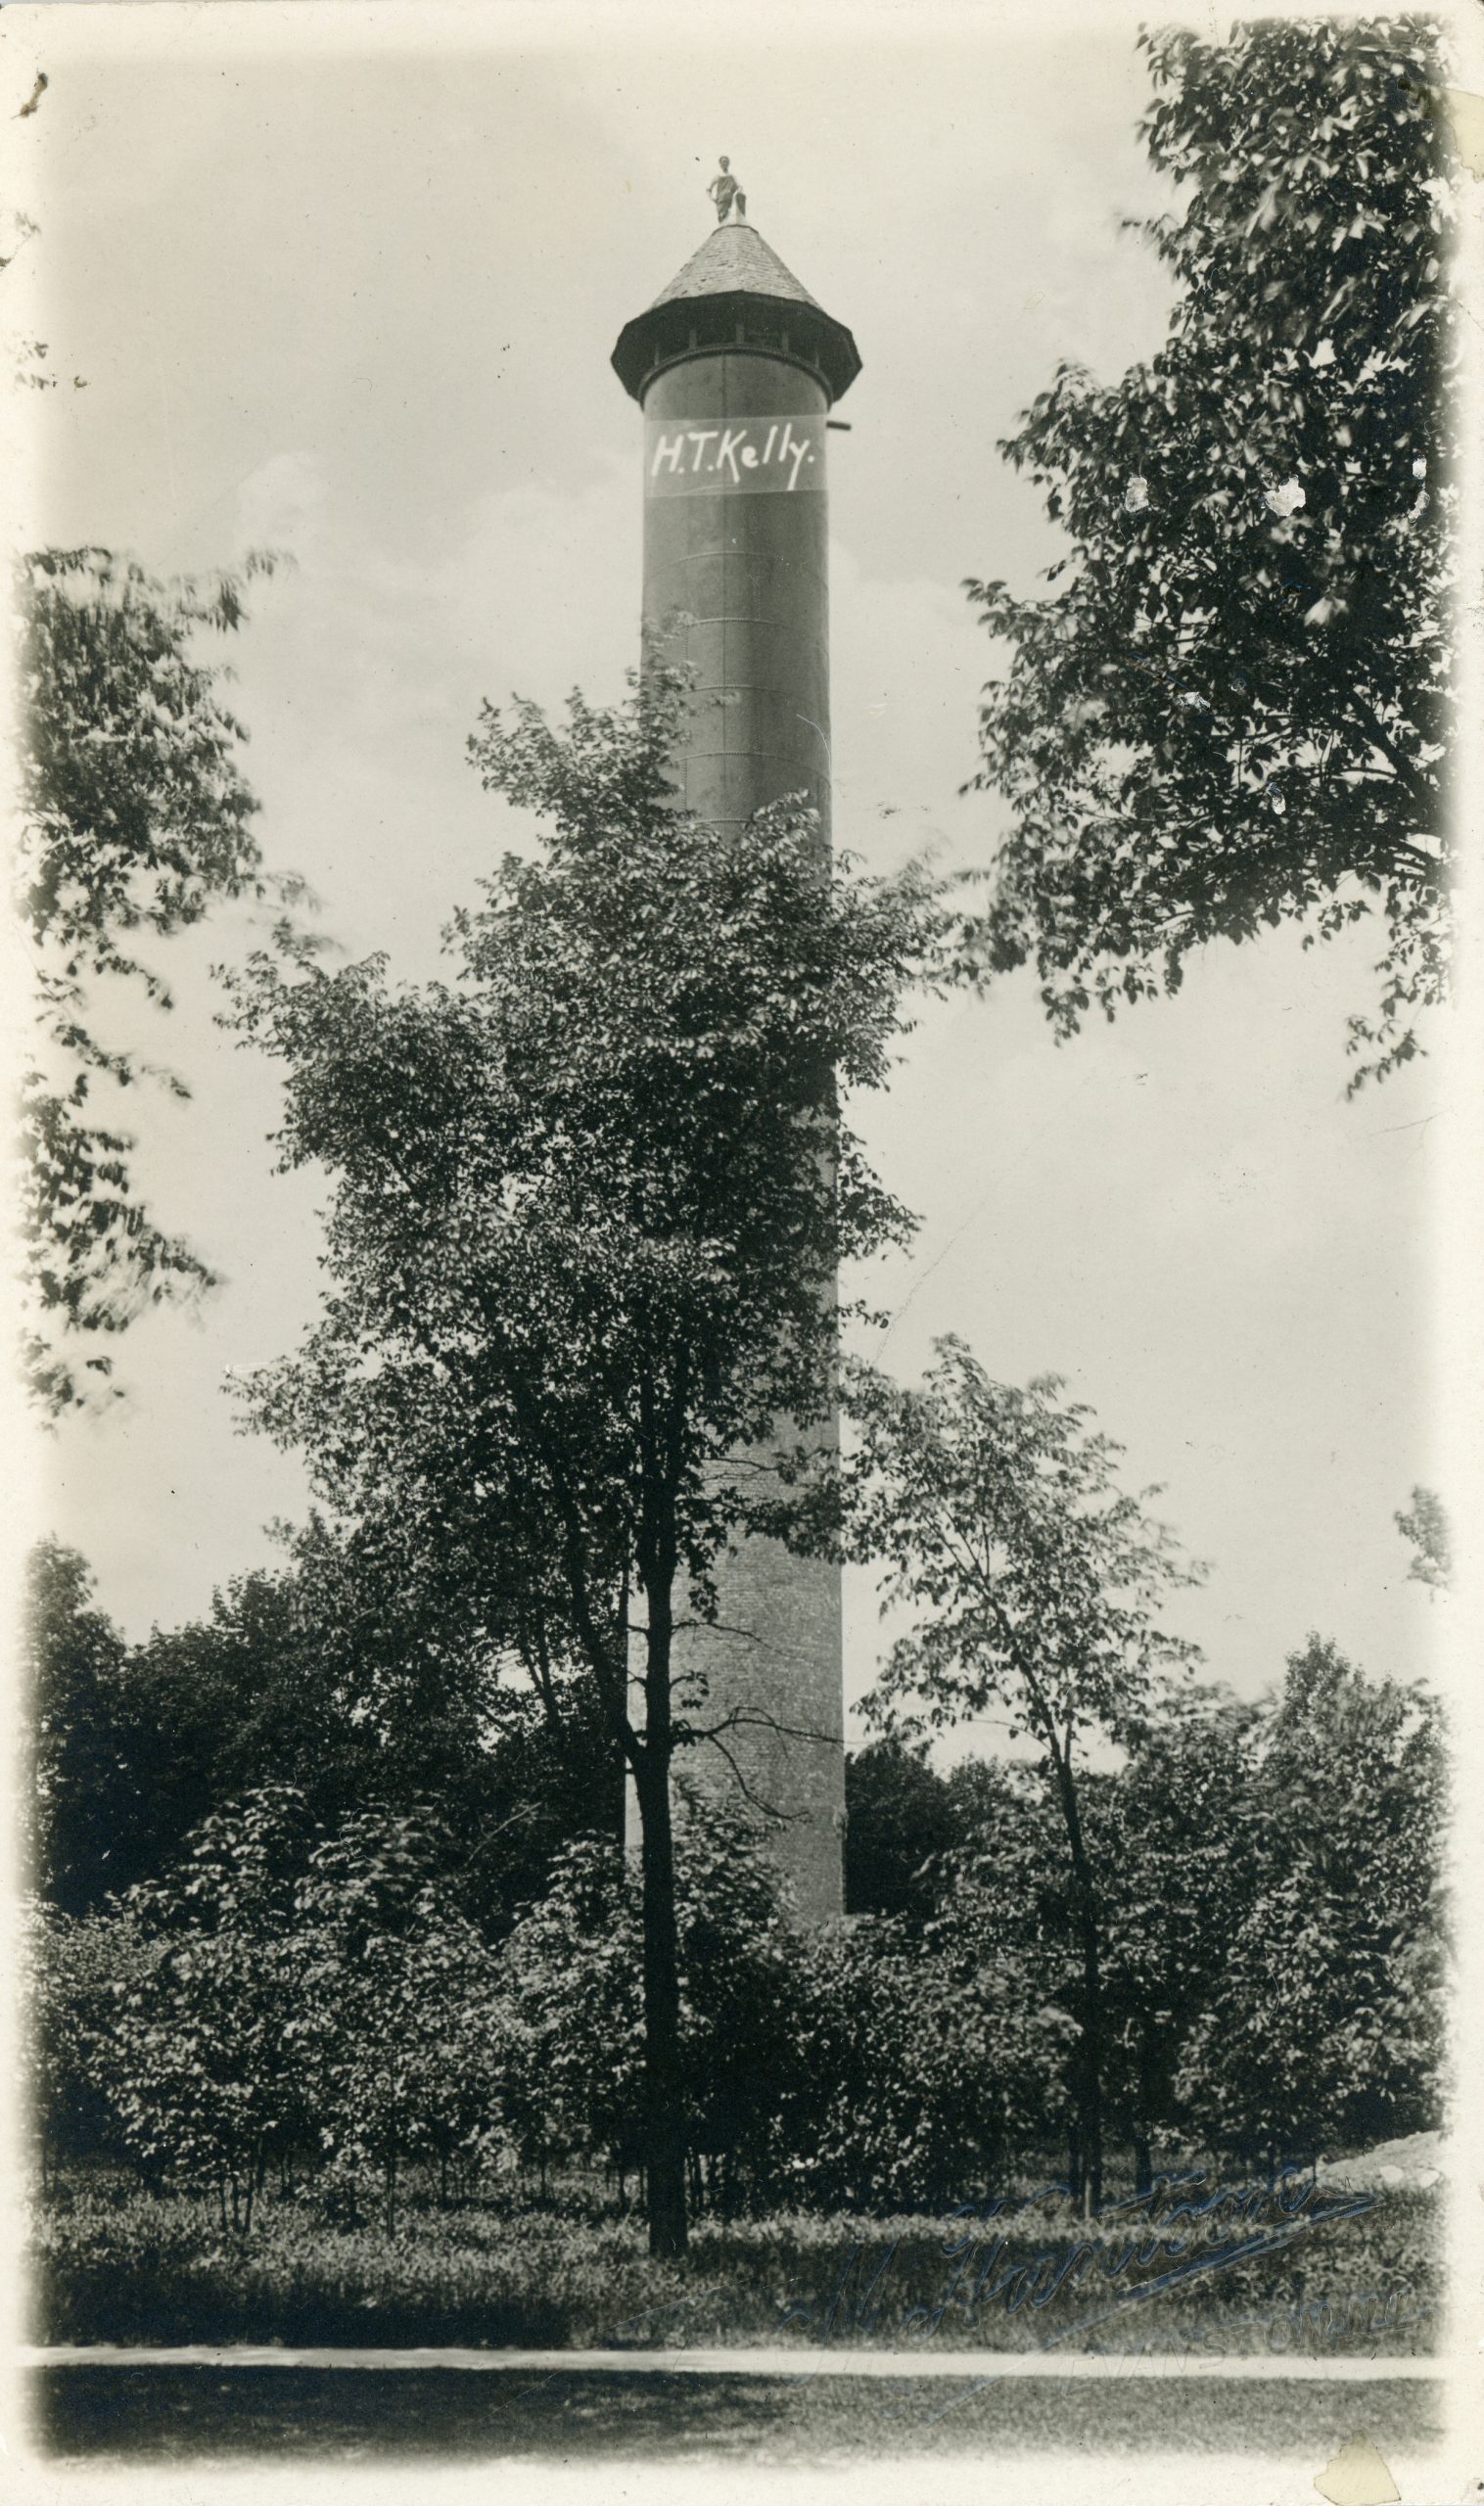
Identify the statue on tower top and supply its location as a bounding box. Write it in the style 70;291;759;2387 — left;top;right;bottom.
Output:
707;157;746;223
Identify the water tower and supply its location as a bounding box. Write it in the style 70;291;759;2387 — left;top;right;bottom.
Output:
612;181;859;1921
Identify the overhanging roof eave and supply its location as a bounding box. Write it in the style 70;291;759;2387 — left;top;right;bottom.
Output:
611;289;861;406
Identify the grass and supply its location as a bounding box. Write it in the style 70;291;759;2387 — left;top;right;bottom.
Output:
29;2173;1441;2359
28;2366;1445;2463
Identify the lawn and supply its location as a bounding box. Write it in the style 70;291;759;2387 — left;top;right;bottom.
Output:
28;2173;1441;2360
27;2364;1445;2463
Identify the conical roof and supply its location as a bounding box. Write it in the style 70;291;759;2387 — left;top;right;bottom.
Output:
649;220;819;312
612;220;859;407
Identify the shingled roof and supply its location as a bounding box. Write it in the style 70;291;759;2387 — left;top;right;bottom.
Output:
612;221;860;406
648;221;819;312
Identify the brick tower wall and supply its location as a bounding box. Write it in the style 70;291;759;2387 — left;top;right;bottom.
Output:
629;348;845;1924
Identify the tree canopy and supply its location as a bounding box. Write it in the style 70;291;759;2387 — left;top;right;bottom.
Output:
962;18;1453;1086
1177;1635;1446;2157
22;1524;620;1934
843;1737;964;1923
842;1337;1202;2210
847;1341;1202;1756
18;546;296;1410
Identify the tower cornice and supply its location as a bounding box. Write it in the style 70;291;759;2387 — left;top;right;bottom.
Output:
612;222;860;408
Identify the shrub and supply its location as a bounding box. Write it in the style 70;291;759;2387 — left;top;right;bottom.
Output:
494;1790;805;2201
776;1914;1074;2211
108;1789;315;2228
19;1898;153;2180
291;1808;510;2229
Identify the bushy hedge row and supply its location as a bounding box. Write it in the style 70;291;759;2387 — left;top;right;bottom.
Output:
24;1755;1444;2237
24;1784;1072;2229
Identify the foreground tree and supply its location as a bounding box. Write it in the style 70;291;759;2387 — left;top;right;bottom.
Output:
18;547;295;1409
20;1897;154;2189
230;673;943;2252
292;1807;506;2228
843;1340;1201;2211
782;1904;1073;2213
963;19;1453;1086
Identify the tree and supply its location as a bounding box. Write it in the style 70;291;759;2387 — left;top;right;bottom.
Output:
265;1514;625;1931
1177;1636;1447;2159
19;1896;154;2189
781;1905;1071;2212
495;1835;646;2193
842;1339;1201;2211
292;1807;507;2229
22;1524;620;1929
843;1737;963;1923
1085;1684;1266;2188
229;672;943;2252
496;1791;800;2214
109;1788;315;2230
51;1789;513;2224
18;546;296;1409
962;19;1453;1088
666;1786;805;2210
23;1538;368;1913
914;1694;1269;2193
23;1539;133;1914
1395;1485;1451;1592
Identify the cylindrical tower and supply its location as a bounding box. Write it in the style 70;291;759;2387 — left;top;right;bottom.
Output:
612;213;860;1924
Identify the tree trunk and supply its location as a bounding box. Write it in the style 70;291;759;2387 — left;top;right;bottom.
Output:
251;2138;268;2228
1072;1911;1105;2217
1044;1738;1104;2218
1133;2027;1157;2198
634;1747;689;2256
547;1391;690;2257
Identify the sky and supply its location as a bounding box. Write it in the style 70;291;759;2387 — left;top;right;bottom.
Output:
6;0;1456;1733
